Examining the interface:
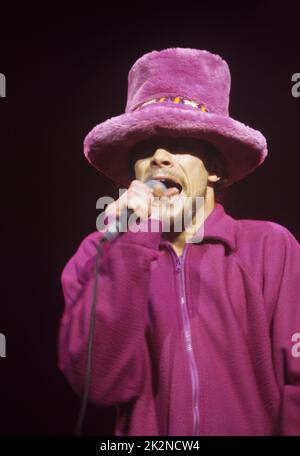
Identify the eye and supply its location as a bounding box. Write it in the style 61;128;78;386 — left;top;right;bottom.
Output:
131;143;154;162
133;151;151;162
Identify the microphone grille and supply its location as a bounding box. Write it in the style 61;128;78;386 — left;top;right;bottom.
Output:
145;179;167;197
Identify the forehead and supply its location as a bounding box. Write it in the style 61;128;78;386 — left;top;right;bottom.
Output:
132;135;210;158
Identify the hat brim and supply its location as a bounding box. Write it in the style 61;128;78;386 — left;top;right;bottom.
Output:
83;103;267;188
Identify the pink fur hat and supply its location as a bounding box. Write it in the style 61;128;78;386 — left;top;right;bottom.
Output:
83;47;268;187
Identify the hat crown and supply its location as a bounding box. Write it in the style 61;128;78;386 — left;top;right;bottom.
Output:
125;48;231;116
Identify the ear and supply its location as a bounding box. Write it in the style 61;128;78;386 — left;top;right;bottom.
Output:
208;174;221;183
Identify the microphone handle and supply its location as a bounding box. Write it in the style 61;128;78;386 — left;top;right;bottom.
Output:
102;208;135;243
101;179;167;243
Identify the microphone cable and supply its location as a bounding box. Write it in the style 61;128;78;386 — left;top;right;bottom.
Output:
74;235;106;436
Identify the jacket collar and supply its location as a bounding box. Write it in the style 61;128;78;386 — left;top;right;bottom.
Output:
197;203;237;253
160;203;237;253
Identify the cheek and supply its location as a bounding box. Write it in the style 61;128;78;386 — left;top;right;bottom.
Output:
189;166;209;194
134;160;146;179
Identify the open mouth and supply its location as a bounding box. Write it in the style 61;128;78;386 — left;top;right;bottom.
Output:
152;176;183;194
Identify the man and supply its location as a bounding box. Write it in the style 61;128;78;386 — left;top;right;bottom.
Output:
58;48;300;435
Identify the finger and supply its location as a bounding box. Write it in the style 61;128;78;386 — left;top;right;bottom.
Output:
128;202;148;222
129;179;151;193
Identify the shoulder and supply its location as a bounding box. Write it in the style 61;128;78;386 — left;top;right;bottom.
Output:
228;215;300;276
66;230;105;265
233;216;299;249
224;214;300;294
81;230;105;247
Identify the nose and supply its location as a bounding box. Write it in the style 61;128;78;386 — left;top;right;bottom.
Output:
150;148;174;169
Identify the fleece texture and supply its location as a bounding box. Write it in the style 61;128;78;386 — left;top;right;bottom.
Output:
83;48;268;187
58;204;300;436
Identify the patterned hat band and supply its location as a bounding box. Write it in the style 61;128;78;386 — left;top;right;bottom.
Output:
132;95;208;112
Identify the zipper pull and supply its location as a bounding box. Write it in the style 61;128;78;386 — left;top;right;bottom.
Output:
175;256;182;273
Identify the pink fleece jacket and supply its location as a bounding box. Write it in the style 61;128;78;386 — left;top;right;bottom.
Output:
58;203;300;436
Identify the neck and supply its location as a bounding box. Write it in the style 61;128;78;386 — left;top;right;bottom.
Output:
162;195;216;255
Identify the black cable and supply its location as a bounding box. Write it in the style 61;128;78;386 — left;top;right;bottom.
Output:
73;210;134;435
74;236;106;436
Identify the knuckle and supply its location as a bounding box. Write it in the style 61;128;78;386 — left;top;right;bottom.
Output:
131;179;150;192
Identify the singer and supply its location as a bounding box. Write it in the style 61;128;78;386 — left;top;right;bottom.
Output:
58;48;300;436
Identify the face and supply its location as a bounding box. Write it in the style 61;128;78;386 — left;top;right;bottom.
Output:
131;135;221;226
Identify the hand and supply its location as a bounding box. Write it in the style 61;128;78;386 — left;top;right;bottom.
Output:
104;179;180;224
104;180;154;223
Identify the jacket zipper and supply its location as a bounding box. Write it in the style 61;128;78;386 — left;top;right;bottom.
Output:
168;244;200;435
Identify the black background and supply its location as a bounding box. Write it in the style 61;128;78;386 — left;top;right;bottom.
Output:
0;3;299;436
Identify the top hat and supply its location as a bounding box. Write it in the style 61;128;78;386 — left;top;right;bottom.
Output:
83;47;267;187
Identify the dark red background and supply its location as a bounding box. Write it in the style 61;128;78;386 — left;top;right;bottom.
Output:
0;4;299;435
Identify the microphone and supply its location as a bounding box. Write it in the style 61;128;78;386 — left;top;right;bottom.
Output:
101;179;167;243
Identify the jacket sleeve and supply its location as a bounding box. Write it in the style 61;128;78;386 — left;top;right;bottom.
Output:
264;223;300;435
58;219;162;406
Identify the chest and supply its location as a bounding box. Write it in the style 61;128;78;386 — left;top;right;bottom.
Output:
148;243;268;347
